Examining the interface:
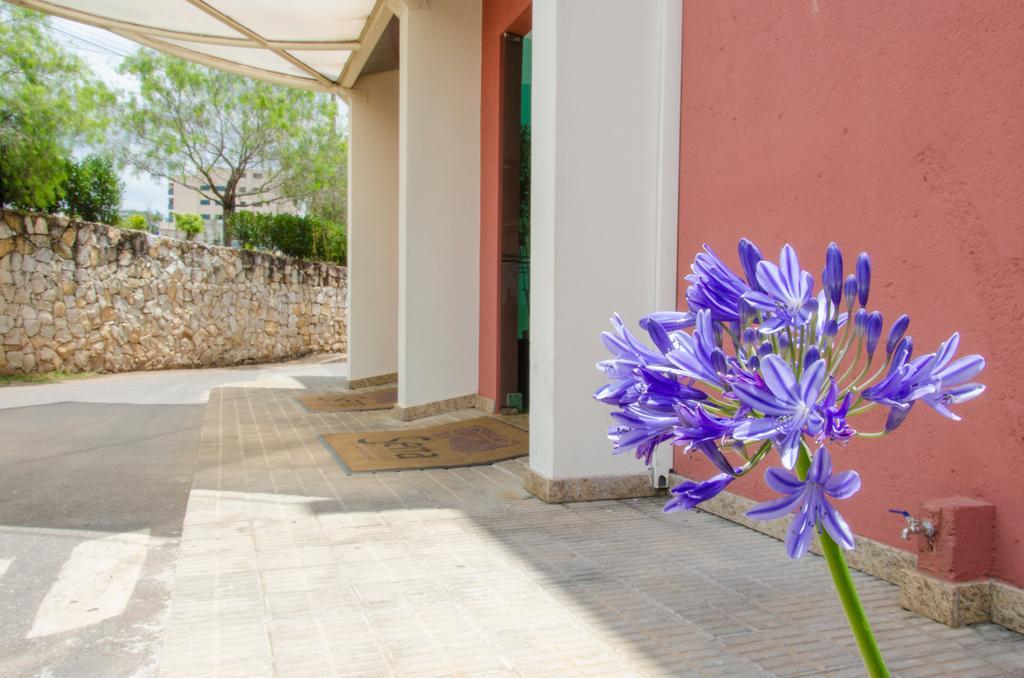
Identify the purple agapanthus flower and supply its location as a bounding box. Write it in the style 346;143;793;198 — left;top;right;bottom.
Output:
662;310;726;387
595;314;670;406
732;355;827;469
594;239;986;558
685;246;749;323
607;405;678;465
742;244;816;333
746;447;861;559
862;332;985;430
664;473;734;513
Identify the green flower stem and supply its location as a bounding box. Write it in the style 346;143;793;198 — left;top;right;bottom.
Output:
796;446;890;678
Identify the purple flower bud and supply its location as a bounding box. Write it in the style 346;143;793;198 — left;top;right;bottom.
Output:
758;341;773;357
885;405;913;432
866;311;883;355
805;296;819;316
804;345;821;370
738;238;763;291
712;321;723;347
886;314;910;355
738;298;756;326
843;274;858;309
823;242;843;306
746;355;760;370
892;336;913;365
856;252;871;307
742;327;758;345
823;318;838;339
853;309;868;335
778;332;790;350
711;348;728;376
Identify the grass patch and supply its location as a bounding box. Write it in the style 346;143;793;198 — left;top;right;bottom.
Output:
0;371;97;387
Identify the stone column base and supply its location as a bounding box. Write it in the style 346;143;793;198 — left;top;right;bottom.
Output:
523;467;663;503
348;372;398;390
392;394;493;421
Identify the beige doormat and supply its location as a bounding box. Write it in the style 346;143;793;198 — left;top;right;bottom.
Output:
320;417;528;473
297;387;397;413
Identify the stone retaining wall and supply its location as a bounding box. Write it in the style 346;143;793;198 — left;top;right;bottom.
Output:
0;209;347;374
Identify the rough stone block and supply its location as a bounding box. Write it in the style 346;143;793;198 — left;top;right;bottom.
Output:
991;580;1024;635
899;569;991;627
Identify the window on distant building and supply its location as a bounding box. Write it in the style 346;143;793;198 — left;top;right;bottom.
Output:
200;199;210;206
168;198;174;210
200;184;210;190
168;185;173;195
201;214;210;221
253;173;263;179
216;185;226;191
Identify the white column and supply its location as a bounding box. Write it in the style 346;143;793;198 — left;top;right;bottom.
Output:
530;0;682;483
347;70;400;383
395;0;482;409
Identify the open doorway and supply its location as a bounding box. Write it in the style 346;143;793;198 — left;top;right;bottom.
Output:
498;31;531;416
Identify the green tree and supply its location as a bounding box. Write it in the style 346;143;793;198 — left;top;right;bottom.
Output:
174;213;203;241
117;51;344;238
58;155;123;224
120;208;163;231
0;6;113;209
281;116;348;225
227;211;345;265
121;214;149;231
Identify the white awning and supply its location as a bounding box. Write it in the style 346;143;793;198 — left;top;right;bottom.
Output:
11;0;392;93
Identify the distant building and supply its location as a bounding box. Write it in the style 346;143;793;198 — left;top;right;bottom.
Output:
160;168;296;244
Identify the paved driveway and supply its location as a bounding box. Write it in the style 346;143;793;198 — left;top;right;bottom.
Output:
2;356;1024;677
0;357;346;677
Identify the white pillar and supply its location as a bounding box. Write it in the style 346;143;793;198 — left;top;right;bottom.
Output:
528;0;682;493
394;0;482;412
347;70;400;385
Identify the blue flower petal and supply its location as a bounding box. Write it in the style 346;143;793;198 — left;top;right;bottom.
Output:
820;505;856;550
786;504;816;559
764;466;803;495
746;489;805;520
807;446;832;484
799;359;826;404
733;383;792;417
760;355;800;405
733;416;782;440
825;470;861;499
934;355;985;386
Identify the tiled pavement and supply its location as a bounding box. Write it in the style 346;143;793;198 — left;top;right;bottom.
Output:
158;382;1024;677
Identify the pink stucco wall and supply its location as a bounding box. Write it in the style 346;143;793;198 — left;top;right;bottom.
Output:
674;1;1024;587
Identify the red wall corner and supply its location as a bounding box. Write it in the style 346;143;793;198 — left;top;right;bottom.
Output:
479;0;531;403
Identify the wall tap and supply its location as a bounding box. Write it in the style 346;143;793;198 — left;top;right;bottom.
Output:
889;509;936;543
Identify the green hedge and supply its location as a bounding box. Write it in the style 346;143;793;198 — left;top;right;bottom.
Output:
227;211;346;265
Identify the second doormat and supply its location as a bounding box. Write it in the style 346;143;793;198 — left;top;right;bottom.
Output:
297;387;397;413
320;417;528;473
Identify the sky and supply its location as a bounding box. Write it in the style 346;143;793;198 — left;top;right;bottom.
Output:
46;16;348;217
